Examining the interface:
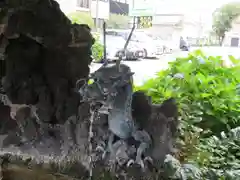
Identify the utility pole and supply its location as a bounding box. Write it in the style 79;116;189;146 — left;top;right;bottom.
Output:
95;0;99;31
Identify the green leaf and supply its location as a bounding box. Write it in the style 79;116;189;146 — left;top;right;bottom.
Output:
137;50;240;179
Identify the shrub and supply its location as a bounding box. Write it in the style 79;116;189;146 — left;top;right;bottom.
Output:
196;127;240;171
136;50;240;179
67;11;94;28
163;127;240;179
106;14;130;29
67;12;104;62
91;32;104;62
137;50;240;136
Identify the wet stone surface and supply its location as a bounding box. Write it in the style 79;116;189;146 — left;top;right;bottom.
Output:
0;0;179;179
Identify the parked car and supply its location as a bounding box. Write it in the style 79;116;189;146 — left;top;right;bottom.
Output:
99;35;144;61
151;36;173;53
135;30;167;55
106;29;164;58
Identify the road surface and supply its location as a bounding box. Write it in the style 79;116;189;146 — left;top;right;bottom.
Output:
90;52;188;86
90;47;240;86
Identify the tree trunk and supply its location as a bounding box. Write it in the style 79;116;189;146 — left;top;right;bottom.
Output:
219;35;225;46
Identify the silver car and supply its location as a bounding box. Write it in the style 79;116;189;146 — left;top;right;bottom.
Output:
99;35;144;61
106;29;164;58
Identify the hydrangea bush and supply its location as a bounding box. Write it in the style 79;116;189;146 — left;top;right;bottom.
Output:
136;50;240;179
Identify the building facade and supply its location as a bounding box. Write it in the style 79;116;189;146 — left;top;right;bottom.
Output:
223;16;240;47
57;0;110;20
109;0;129;15
128;0;183;49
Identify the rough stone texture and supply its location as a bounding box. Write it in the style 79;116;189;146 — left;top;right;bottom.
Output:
0;0;94;178
0;1;179;179
0;0;93;121
131;91;179;167
0;102;17;135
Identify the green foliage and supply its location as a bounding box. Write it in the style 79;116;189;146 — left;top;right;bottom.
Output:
67;12;102;62
91;32;104;62
212;2;240;44
136;50;240;179
67;11;94;28
66;11;103;62
163;127;240;180
196;127;240;171
106;14;129;29
137;50;240;135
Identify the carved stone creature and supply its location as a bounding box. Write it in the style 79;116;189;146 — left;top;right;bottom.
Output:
131;91;179;168
14;106;40;143
79;63;153;169
0;0;180;178
0;1;94;175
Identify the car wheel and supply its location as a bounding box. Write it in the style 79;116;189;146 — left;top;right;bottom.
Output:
143;49;148;58
135;51;143;59
181;46;188;51
117;50;125;59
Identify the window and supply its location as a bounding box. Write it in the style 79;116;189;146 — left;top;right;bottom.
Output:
77;0;90;8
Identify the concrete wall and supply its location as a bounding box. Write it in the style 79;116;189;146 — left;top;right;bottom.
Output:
223;33;240;47
56;0;77;14
91;0;110;20
57;0;110;20
151;14;183;49
223;18;240;47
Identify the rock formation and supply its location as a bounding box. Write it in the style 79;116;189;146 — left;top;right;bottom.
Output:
0;0;93;178
0;0;179;179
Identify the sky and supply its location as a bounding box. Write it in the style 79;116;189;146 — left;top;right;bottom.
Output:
151;0;239;19
182;0;240;16
151;0;240;18
178;0;240;30
144;0;240;36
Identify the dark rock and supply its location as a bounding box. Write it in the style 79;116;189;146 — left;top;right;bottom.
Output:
131;90;179;168
131;90;152;129
0;0;94;177
14;106;40;142
0;102;17;134
0;0;180;179
152;98;179;138
1;0;93;122
0;58;6;78
2;130;21;147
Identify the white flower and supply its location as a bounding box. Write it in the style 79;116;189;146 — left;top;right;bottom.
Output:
174;73;184;79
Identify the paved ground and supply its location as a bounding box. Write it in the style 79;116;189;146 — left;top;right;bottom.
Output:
193;46;240;58
90;47;240;86
90;51;188;85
